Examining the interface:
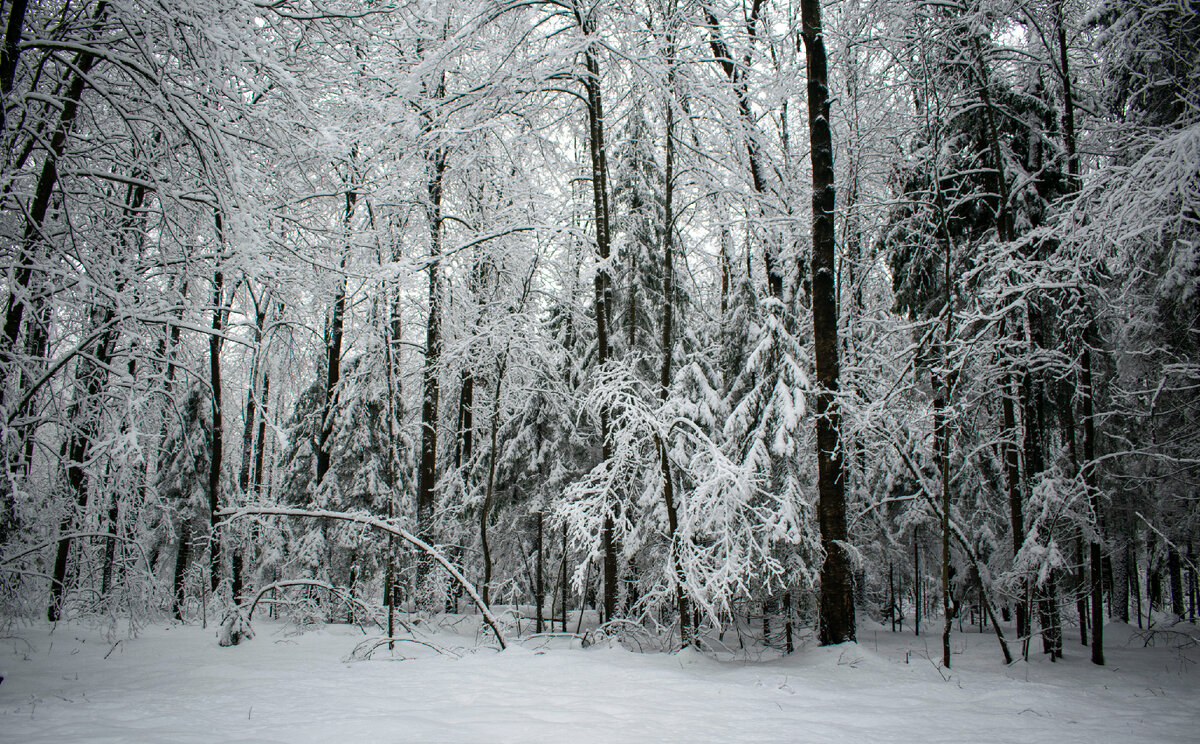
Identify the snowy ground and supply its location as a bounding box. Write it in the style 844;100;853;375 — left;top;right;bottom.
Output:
1;613;1196;743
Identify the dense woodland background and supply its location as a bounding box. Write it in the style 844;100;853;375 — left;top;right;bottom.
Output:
0;0;1197;666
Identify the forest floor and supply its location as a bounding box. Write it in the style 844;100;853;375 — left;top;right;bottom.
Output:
1;611;1196;743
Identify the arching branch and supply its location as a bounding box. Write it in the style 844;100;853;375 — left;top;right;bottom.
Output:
217;505;507;648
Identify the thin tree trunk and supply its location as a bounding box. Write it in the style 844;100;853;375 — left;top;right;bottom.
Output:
208;260;225;595
536;511;544;633
1049;1;1104;662
239;297;268;495
1081;333;1105;662
251;371;270;497
1168;547;1185;617
914;528;921;637
173;520;190;621
561;522;568;632
658;8;689;645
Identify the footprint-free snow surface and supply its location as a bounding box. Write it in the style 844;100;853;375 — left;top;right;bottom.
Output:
2;617;1196;742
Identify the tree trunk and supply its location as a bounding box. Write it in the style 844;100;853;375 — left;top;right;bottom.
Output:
208;261;225;596
658;13;689;645
1168;547;1185;617
576;8;618;621
1113;536;1130;623
173;520;190;621
239;297;269;495
914;528;921;637
801;0;854;646
416;113;447;608
535;511;544;633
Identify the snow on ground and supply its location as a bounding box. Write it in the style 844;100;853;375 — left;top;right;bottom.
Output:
1;614;1196;743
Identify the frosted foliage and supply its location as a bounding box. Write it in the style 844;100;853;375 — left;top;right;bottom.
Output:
558;359;812;624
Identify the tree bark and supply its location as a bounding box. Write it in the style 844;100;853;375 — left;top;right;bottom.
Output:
415;95;447;607
208;259;225;595
801;0;854;646
173;520;190;621
574;5;618;622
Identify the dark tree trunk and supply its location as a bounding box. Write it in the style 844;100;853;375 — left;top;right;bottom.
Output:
239;298;269;495
455;371;474;471
1168;547;1185;617
535;511;544;633
1002;370;1027;639
319;180;355;489
208;262;225;595
416;123;446;607
575;8;618;622
173;521;190;621
914;529;921;637
0;0;27;101
251;371;270;497
801;0;854;646
1051;2;1104;661
561;522;569;632
659;14;689;645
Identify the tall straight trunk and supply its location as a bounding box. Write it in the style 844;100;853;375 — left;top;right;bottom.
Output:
963;25;1030;645
416;128;446;607
239;298;269;495
937;368;952;667
382;274;403;643
1076;536;1089;644
801;0;854;646
1168;547;1185;617
319;178;356;489
890;562;896;631
1053;2;1104;663
1112;539;1130;622
574;7;618;621
251;371;270;497
658;7;689;645
173;520;190;621
1002;359;1027;638
535;511;544;633
914;529;921;636
1081;330;1104;660
479;361;506;606
455;372;474;470
208;261;225;595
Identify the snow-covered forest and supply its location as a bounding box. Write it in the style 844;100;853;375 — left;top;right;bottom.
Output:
1;0;1198;732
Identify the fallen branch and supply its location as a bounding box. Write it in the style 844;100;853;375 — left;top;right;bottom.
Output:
218;505;507;649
